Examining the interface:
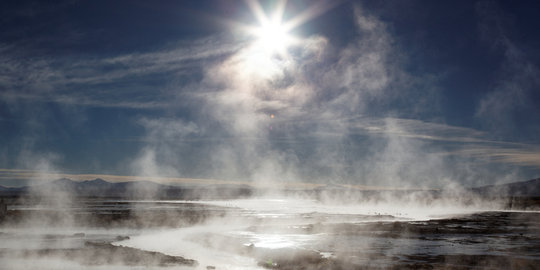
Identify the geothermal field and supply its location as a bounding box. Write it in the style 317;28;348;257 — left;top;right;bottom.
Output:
1;179;540;269
2;0;540;269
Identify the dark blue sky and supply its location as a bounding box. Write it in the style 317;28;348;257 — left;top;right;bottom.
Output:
1;0;539;187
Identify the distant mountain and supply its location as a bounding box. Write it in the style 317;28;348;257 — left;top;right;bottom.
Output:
2;177;540;199
471;178;540;197
0;178;253;199
0;184;23;191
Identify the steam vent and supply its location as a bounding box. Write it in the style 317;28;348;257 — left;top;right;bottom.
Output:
1;0;540;269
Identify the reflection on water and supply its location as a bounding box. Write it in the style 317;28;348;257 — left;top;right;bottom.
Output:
1;198;540;269
235;231;322;249
116;198;540;269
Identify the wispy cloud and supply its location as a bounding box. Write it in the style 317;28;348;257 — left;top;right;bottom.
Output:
0;35;241;109
475;0;540;138
350;117;540;168
445;146;540;168
2;1;538;187
122;2;539;187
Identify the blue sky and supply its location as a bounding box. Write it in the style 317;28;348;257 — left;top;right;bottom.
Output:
1;0;539;187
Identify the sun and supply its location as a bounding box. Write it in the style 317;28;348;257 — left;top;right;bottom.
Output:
253;18;293;55
232;0;336;78
241;0;299;57
238;0;336;54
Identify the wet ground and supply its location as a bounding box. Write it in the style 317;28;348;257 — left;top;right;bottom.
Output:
1;199;539;269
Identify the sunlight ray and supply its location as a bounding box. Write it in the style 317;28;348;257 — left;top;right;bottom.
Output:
244;0;269;25
284;0;340;31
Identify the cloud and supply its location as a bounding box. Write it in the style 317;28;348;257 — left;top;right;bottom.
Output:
129;118;200;177
352;116;540;167
446;146;540;168
120;6;368;184
120;1;539;187
0;35;241;109
475;0;540;138
0;0;78;23
2;1;538;187
309;5;398;118
158;3;464;186
16;150;61;175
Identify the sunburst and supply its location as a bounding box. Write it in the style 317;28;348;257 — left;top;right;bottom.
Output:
221;0;337;79
242;0;336;57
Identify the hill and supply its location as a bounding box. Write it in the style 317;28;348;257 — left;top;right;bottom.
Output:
471;178;540;197
0;178;252;200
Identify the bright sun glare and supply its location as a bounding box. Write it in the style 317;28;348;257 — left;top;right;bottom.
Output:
238;0;333;77
242;0;299;58
254;19;292;54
